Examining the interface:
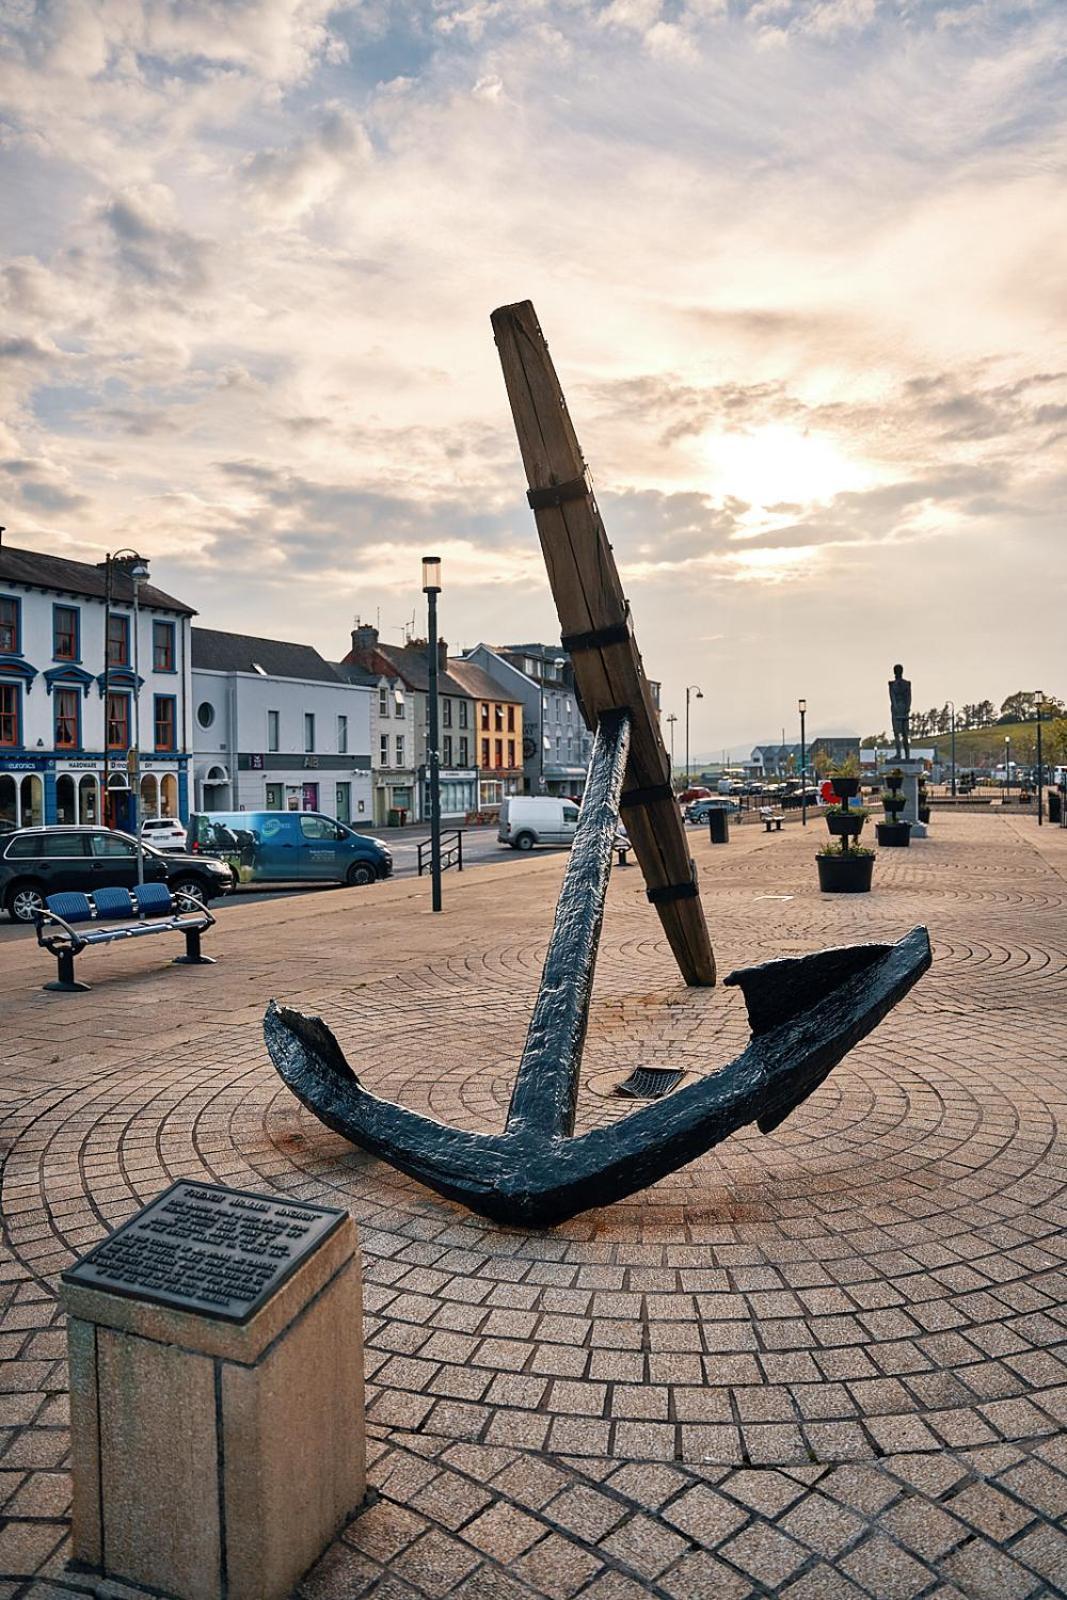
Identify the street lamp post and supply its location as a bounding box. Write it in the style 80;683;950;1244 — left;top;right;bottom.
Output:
798;698;807;827
685;685;703;789
1035;693;1044;826
422;556;443;912
665;713;677;784
1005;735;1011;802
947;701;957;798
112;550;150;883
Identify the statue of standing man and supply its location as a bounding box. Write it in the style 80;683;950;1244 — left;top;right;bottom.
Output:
889;664;912;761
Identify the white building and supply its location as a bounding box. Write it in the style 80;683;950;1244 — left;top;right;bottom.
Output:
191;629;374;823
0;541;194;831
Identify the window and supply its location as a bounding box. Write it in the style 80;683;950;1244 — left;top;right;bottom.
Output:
395;734;405;765
442;699;452;727
304;713;315;753
0;684;18;746
265;783;283;809
197;701;215;728
393;688;405;715
380;733;389;764
459;737;469;766
379;684;389;717
480;704;490;730
507;740;516;768
481;738;490;767
458;701;468;729
300;815;338;841
494;738;503;768
53;605;79;661
152;620;175;672
154;695;177;751
44;832;90;857
54;688;80;749
0;597;19;654
443;735;453;766
563;805;580;825
268;710;280;752
494;704;504;732
106;692;130;750
6;834;41;858
507;705;515;732
90;833;135;858
337;714;348;755
107;613;130;667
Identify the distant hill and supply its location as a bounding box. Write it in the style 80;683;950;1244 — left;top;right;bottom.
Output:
920;720;1057;769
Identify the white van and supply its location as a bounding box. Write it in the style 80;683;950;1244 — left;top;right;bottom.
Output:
498;796;580;850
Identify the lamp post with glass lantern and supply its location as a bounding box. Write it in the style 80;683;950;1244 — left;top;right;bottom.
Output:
665;713;677;785
1035;692;1044;825
685;685;703;789
798;698;808;826
422;557;443;912
111;550;150;883
1004;735;1011;802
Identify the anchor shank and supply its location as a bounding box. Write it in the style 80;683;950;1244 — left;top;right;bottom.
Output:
506;709;631;1139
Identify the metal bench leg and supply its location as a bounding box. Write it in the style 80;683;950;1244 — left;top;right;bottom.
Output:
44;948;90;994
173;926;216;967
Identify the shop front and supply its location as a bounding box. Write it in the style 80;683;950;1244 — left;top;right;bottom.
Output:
0;759;47;830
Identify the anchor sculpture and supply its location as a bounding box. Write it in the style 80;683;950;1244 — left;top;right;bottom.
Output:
265;301;931;1227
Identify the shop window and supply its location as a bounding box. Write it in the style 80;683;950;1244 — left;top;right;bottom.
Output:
54;688;80;749
154;695;177;751
53;605;79;661
153;620;175;672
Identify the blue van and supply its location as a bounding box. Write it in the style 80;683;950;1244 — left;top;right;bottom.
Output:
187;811;392;888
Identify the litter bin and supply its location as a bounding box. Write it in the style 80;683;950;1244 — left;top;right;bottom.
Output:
1048;791;1061;824
387;808;401;827
708;808;730;845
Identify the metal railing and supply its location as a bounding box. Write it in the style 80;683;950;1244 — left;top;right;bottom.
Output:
417;828;464;877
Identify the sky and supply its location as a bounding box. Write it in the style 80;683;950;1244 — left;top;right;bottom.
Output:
2;0;1065;755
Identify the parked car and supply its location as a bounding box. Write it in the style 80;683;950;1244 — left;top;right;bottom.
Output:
498;796;580;850
1;827;234;923
186;811;392;887
675;786;712;806
140;816;188;851
685;798;740;823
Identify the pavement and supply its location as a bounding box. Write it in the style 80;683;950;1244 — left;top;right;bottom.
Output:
1;811;1065;1598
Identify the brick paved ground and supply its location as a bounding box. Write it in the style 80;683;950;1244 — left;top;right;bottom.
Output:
1;812;1065;1598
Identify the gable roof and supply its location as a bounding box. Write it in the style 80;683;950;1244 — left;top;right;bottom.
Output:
346;639;473;699
330;660;380;689
192;628;343;684
0;542;195;615
446;657;523;704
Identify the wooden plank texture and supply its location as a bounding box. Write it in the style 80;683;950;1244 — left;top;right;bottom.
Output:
491;299;716;986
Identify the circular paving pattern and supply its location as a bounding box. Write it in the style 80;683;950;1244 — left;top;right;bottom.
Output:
3;816;1064;1483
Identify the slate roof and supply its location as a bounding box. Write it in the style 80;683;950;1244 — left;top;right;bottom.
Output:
330;660;380;689
192;628;343;684
446;657;524;704
0;542;196;615
347;640;472;699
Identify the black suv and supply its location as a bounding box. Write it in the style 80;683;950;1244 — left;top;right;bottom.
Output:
1;827;234;923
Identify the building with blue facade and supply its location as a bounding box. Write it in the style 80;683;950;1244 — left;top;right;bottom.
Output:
0;541;195;831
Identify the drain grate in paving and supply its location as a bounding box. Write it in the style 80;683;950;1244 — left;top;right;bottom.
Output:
614;1066;685;1099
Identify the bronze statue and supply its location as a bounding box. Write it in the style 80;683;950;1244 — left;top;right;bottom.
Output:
890;664;912;761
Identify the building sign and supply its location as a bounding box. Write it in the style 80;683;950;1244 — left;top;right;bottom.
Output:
248;753;265;770
0;756;52;773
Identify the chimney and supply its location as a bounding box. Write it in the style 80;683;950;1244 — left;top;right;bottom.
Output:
351;622;379;655
438;640;448;672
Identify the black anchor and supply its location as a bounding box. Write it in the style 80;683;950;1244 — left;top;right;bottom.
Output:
263;303;930;1227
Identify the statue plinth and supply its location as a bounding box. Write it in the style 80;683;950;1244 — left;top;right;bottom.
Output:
880;759;926;836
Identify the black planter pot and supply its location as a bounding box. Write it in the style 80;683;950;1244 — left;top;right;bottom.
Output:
816;852;874;893
826;812;866;838
918;807;931;824
876;821;911;847
829;777;861;800
882;799;906;819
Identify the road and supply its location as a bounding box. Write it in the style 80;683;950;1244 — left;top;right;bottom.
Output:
0;824;559;942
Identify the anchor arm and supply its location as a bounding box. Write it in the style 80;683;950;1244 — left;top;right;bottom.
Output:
506;709;630;1140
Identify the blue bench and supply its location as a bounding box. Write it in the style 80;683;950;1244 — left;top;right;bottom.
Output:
35;883;216;993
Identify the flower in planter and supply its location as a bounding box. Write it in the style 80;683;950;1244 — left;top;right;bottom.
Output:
817;841;875;857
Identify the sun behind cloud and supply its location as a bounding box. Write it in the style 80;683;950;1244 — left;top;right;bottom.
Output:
700;423;877;511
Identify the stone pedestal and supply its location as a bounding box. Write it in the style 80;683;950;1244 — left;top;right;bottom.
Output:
61;1183;365;1600
882;760;927;838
